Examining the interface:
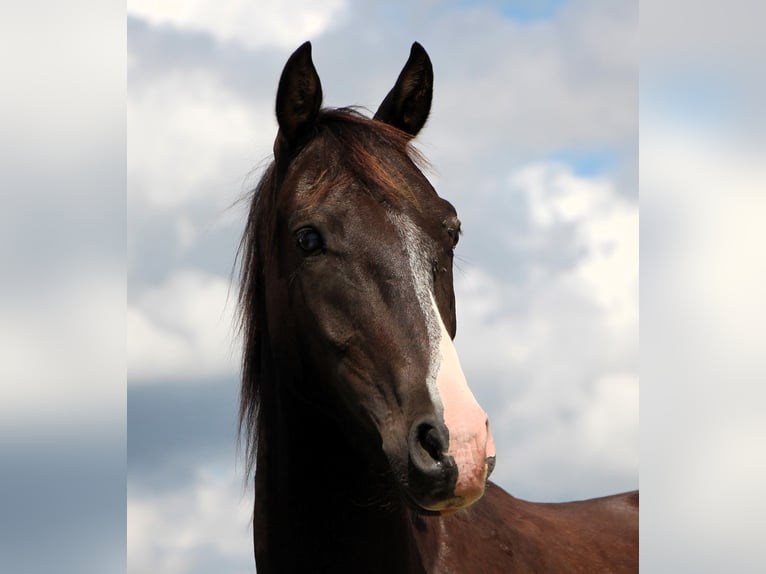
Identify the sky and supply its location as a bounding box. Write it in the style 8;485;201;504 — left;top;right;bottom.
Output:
2;2;764;573
1;2;126;572
126;1;638;572
640;3;766;571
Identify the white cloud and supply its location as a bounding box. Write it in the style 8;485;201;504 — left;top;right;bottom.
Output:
513;163;638;330
128;70;273;210
454;162;638;499
0;269;125;428
2;1;125;168
128;269;239;383
640;114;766;571
129;465;253;574
127;0;347;51
642;123;766;357
579;372;639;470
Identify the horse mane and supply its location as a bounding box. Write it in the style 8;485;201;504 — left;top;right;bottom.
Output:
236;107;429;479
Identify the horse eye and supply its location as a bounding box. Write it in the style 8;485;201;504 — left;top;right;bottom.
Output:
448;227;460;248
296;227;324;254
443;217;461;249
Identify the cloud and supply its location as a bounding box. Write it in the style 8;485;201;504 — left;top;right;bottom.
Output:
129;464;253;574
0;269;125;428
640;115;766;571
453;161;638;500
514;163;638;329
642;0;765;71
128;269;239;383
642;121;766;368
128;70;272;210
128;381;239;492
127;1;638;209
127;0;348;51
577;372;639;470
414;1;637;168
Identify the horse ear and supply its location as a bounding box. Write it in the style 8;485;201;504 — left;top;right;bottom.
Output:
275;42;323;151
374;42;433;137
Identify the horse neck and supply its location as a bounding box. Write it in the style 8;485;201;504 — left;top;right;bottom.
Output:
253;366;441;573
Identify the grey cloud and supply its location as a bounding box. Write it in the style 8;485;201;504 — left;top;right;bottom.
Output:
129;380;240;493
0;434;125;574
128;204;242;291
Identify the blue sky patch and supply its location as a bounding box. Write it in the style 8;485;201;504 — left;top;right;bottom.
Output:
642;70;735;130
459;0;567;21
548;148;618;177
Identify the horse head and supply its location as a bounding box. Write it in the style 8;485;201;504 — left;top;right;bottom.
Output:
242;42;495;515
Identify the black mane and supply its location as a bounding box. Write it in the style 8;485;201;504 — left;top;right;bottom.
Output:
236;108;427;478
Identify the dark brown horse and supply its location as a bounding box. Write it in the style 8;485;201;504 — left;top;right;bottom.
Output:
238;42;638;573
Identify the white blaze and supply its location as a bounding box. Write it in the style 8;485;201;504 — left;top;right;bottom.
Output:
390;211;494;508
389;212;443;412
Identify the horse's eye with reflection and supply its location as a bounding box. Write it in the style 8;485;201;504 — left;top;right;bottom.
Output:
296;227;324;254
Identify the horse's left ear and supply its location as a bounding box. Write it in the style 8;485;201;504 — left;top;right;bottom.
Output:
374;42;433;137
275;41;323;153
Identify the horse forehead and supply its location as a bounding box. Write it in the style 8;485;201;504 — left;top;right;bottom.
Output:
288;134;434;203
287;172;435;227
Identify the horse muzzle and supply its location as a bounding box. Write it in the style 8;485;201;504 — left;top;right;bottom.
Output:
405;412;496;514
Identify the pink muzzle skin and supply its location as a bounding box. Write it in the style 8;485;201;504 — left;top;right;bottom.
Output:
428;298;496;514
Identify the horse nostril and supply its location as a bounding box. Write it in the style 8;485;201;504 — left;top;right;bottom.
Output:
418;423;446;463
406;419;458;509
412;421;450;468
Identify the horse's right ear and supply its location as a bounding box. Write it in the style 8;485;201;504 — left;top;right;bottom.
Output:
275;42;323;154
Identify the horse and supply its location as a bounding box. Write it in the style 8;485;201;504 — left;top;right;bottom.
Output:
237;41;638;573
